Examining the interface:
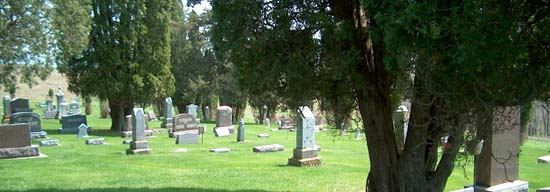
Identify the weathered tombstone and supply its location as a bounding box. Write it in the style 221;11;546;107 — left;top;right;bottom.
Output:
10;112;47;139
171;114;199;144
257;133;269;138
253;144;284;153
0;124;40;159
237;118;245;142
278;117;294;130
262;105;268;122
204;106;210;121
209;148;230;153
214;127;230;137
39;139;59;147
59;101;69;121
265;118;270;128
393;105;408;154
215;106;234;134
58;114;92;133
288;106;322;167
161;97;173;129
121;115;153;138
86;138;104;145
186;104;198;118
148;111;157;121
10;98;32;113
2;96;11;123
68;101;80;115
126;108;152;154
55;88;64;119
43;98;57;119
538;155;550;163
355;128;362;140
76;123;90;138
45;99;54;111
474;106;528;191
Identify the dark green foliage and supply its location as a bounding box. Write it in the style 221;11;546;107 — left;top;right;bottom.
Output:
0;0;53;91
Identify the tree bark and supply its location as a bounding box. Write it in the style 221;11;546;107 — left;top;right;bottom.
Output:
108;98;133;131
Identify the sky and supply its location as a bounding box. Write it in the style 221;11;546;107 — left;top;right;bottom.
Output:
183;0;212;15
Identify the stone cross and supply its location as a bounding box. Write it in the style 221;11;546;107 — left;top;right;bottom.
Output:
288;106;322;167
126;108;152;155
237;118;245;142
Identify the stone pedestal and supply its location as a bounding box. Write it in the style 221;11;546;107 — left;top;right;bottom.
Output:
126;141;152;154
474;180;528;192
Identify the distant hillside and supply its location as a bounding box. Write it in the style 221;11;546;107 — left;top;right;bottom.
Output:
2;70;78;102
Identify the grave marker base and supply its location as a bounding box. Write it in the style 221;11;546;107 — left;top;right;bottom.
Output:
58;127;92;134
126;148;152;155
0;145;40;159
474;180;528;192
288;156;323;167
30;131;48;139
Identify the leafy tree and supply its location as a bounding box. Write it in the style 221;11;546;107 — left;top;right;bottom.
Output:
66;0;175;131
0;0;53;91
211;0;550;191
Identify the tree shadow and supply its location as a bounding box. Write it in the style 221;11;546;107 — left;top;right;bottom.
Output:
7;187;277;192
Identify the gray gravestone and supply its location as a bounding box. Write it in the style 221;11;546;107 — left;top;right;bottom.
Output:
56;88;64;119
45;99;53;111
121;115;153;138
39;139;59;147
204;106;210;121
278;117;294;130
59;101;69;120
355;128;362;140
77;123;89;138
237;118;245;142
209;148;230;153
171;113;199;144
214;127;230;137
0;124;40;159
176;133;199;144
474;106;528;191
126;108;152;155
262;105;268;122
68;101;80;115
215;106;234;133
265;118;270;128
253;144;284;153
59;114;92;133
10;98;32;113
186;104;198;118
148;111;157;121
257;134;269;138
10;112;47;139
86;138;104;145
288;106;322;167
3;96;11;123
161;97;173;128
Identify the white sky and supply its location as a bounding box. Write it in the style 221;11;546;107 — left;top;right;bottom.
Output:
183;0;212;15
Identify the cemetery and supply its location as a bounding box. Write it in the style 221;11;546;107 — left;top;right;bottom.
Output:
1;1;549;191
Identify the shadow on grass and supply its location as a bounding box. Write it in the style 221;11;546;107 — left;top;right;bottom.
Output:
7;188;276;192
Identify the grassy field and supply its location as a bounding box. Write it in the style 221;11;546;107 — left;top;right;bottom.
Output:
1;102;549;192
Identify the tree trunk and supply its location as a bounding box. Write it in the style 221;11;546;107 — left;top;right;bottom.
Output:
85;101;92;115
519;101;533;145
108;98;133;131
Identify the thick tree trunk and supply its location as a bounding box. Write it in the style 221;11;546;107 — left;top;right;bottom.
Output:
108;98;133;131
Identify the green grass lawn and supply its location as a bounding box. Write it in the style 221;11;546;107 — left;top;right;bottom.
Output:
1;102;549;191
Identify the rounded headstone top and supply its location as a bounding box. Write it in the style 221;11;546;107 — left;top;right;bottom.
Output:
218;106;232;111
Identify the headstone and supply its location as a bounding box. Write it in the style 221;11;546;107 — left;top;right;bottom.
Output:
68;101;80;115
59;101;69;120
237;118;245;142
214;127;230;137
393;105;408;154
257;134;269;138
2;96;11;123
169;113;199;137
10;98;32;113
45;99;54;111
215;106;234;133
76;123;89;138
175;148;188;153
58;114;92;133
39;139;59;147
474;106;528;191
10;112;47;139
43;99;56;119
176;133;199;144
161;97;173;129
538;155;550;163
265;118;270;128
209;148;230;153
262;105;268;122
537;187;550;192
86;138;104;145
278;117;294;130
355;128;362;140
121;115;153;138
0;124;40;159
148;111;157;121
204;106;210;121
253;144;284;153
288;106;322;167
126;108;152;155
186;104;198;118
55;88;64;119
